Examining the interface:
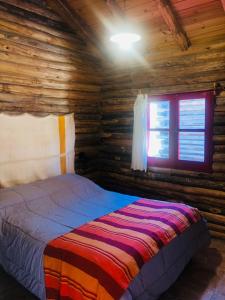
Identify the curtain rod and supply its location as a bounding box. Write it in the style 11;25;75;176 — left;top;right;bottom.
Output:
135;81;225;96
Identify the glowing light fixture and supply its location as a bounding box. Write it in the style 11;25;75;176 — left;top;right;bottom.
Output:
110;32;141;50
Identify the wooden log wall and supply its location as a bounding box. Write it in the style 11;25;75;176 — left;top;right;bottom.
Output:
1;0;225;239
0;0;102;178
100;42;225;239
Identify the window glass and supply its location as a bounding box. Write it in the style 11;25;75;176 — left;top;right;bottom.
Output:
148;131;169;159
179;99;205;129
150;101;170;129
179;132;205;162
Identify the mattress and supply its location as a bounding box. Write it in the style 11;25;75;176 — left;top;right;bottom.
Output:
0;174;210;300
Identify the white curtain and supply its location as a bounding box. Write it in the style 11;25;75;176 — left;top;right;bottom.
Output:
131;94;148;171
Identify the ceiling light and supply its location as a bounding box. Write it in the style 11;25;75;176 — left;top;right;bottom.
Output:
110;32;141;50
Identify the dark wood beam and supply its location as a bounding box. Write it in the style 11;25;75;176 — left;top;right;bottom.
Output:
46;0;103;54
221;0;225;11
158;0;191;51
106;0;124;19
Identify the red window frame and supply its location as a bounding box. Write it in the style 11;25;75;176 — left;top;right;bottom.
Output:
147;91;214;172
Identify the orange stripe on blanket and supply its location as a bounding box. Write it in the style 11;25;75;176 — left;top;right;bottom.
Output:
44;258;111;300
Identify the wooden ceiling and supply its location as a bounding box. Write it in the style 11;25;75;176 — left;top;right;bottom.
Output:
47;0;225;61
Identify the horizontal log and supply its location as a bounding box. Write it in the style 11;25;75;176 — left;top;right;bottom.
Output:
0;105;99;117
0;28;100;65
215;105;225;112
208;223;225;234
209;231;225;240
75;146;100;158
99;176;225;215
101;146;131;157
0;37;100;68
0;50;78;71
102;112;133;120
0;93;100;107
0;102;73;113
75;120;101;127
0;76;100;92
213;163;225;172
216;98;225;106
0;8;83;51
75;127;100;134
103;73;225;93
105;47;225;76
100;160;225;191
102;171;225;199
0;102;99;115
76;133;100;141
213;126;225;135
214;145;225;152
213;135;225;144
103;65;225;89
214;117;225;126
0;60;101;83
102;118;133;126
100;152;225;181
0;84;100;100
1;0;61;22
201;211;225;225
75;111;101;119
213;153;225;162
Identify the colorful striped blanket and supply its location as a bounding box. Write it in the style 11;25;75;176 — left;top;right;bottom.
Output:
44;199;201;300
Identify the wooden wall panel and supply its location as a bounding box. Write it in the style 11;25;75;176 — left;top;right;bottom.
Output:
1;0;225;239
100;41;225;239
0;0;102;178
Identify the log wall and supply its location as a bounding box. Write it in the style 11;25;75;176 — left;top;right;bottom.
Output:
0;0;102;178
1;1;225;238
100;42;225;239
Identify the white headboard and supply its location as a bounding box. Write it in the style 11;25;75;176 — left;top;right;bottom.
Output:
0;113;75;187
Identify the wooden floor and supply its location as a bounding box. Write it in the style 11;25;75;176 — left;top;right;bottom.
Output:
0;239;224;300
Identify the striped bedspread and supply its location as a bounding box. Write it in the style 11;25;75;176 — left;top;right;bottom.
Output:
44;198;201;300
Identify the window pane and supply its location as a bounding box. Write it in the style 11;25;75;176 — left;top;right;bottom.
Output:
179;99;205;129
148;131;169;158
179;132;205;162
150;101;170;129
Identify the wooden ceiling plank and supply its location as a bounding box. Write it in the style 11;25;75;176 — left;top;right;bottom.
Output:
158;0;191;50
221;0;225;11
106;0;124;18
45;0;102;54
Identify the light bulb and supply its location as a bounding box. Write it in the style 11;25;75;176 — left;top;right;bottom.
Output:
110;32;141;51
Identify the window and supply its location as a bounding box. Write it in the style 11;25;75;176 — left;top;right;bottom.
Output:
147;91;214;172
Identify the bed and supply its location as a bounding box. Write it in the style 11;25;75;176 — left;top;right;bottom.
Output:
0;174;210;300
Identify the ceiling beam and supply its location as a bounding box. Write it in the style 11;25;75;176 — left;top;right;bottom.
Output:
158;0;191;51
106;0;124;19
221;0;225;11
46;0;102;54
